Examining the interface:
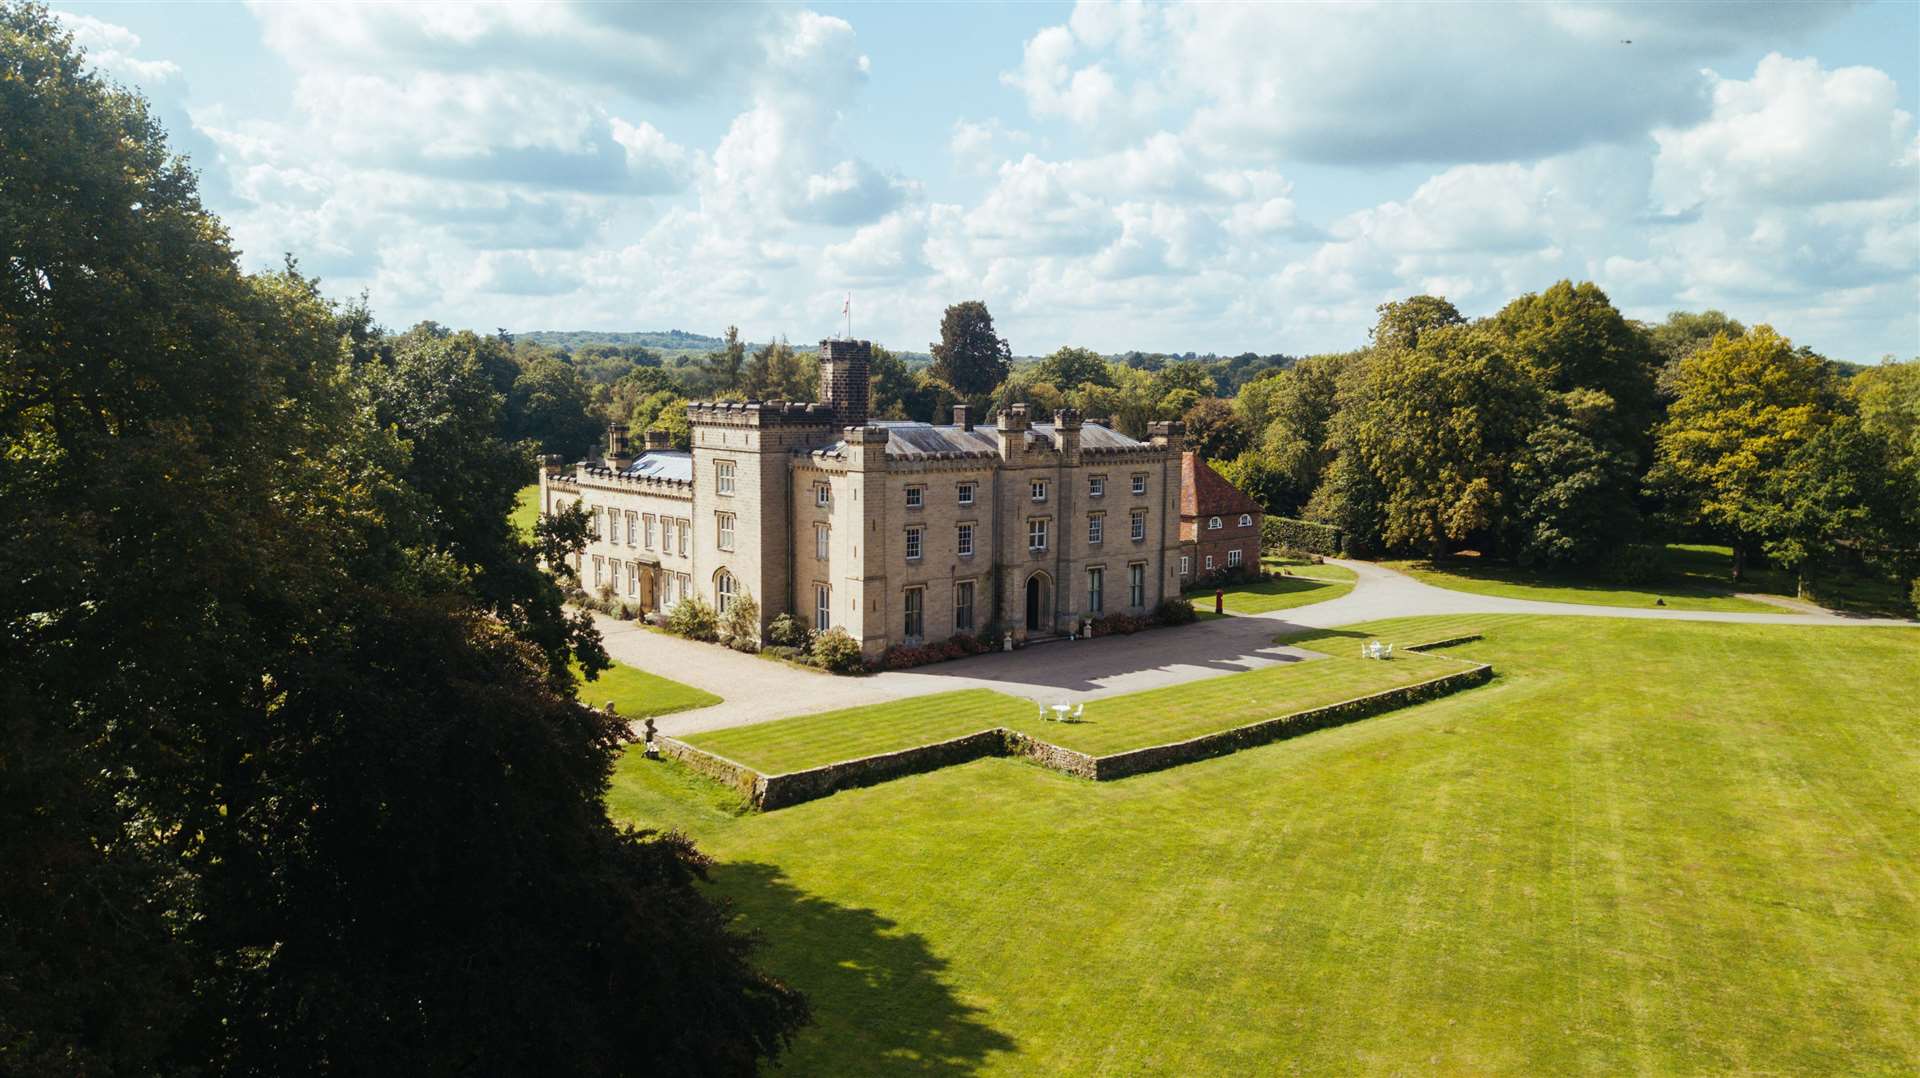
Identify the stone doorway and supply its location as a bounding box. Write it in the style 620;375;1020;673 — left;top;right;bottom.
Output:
1025;571;1052;633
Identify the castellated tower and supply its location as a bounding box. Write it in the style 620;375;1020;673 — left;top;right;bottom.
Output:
819;338;872;429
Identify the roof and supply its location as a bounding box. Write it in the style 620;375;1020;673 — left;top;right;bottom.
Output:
618;451;692;482
1180;452;1263;519
819;420;1146;459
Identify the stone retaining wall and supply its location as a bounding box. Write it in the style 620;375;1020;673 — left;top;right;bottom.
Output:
1404;633;1484;652
1003;730;1099;779
1090;663;1492;780
658;658;1493;809
655;737;765;803
757;729;1007;810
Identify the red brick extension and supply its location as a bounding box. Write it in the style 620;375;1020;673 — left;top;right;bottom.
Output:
1178;452;1263;583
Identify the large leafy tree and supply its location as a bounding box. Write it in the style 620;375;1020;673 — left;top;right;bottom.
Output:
1181;396;1250;462
1346;325;1540;558
1490;280;1660;453
1034;345;1112;391
929;300;1011;396
1758;417;1910;594
0;8;805;1073
1369;294;1463;350
508;354;603;459
1652;325;1838;579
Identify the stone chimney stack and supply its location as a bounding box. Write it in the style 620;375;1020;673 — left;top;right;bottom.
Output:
607;422;633;470
1053;407;1082;466
953;403;973;431
643;428;672;451
818;338;872;430
995;402;1031;463
1147;419;1185;451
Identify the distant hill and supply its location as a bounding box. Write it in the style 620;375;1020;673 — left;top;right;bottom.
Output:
520;329;933;366
518;329;724;352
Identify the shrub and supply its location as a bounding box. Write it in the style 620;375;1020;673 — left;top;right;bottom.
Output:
1261;515;1344;557
1092;612;1150;636
761;645;803;663
719;589;761;653
665;597;719;642
1152;596;1197;626
765;613;811;649
1910;578;1919;617
810;627;864;673
880;644;944;670
1597;543;1665;585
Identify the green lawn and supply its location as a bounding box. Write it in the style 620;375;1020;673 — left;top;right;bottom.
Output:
682;636;1467;769
997;649;1463;756
683;689;1031;773
574;658;720;719
1188;560;1358;616
612;616;1920;1075
1384;545;1785;612
511;483;540;541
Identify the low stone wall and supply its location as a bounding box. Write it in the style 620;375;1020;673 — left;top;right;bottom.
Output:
1404;633;1484;652
1003;730;1099;779
1090;664;1493;781
657;659;1494;809
756;729;1007;811
655;737;765;803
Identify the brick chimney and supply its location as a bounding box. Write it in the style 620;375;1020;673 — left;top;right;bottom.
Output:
818;338;872;430
953;403;973;431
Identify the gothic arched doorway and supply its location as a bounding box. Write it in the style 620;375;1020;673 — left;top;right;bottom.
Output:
1025;572;1052;633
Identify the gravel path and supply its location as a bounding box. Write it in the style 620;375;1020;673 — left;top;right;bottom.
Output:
611;560;1914;736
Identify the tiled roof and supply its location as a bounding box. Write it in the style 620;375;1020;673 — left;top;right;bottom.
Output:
1180;452;1263;519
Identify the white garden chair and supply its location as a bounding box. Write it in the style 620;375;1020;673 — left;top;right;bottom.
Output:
1069;702;1084;722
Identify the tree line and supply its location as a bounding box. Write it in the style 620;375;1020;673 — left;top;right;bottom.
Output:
1;7;804;1074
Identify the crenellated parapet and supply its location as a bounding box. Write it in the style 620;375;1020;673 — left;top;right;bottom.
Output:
685;400;835;428
573;463;694;498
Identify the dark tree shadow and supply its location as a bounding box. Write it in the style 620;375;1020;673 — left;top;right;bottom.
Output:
714;862;1017;1075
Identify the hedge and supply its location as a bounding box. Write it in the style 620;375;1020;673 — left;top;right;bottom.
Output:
1262;515;1345;557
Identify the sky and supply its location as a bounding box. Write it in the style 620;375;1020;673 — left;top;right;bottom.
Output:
51;0;1920;361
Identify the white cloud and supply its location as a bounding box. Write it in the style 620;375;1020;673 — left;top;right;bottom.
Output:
1009;1;1849;165
1653;53;1920;208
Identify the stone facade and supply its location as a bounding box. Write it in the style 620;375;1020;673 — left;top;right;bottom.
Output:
542;339;1187;657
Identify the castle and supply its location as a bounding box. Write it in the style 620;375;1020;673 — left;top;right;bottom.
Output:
539;339;1256;658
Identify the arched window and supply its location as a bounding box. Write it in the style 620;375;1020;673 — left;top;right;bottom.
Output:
1239;514;1252;527
716;570;735;613
1207;515;1222;530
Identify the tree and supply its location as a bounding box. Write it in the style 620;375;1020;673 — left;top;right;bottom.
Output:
1489;280;1660;454
1034;346;1113;391
929;301;1011;396
509;356;603;459
1347;325;1540;558
1370;295;1464;350
742;336;816;401
1255;352;1356;507
700;324;747;395
1651;325;1837;579
868;344;933;420
1759;417;1909;595
0;9;806;1071
1215;450;1292;515
1181;397;1250;462
1506;394;1642;567
1648;309;1746;397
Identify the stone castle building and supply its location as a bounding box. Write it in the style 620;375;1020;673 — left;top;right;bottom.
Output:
539;339;1192;658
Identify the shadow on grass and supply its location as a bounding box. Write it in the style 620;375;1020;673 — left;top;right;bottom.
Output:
715;862;1017;1074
